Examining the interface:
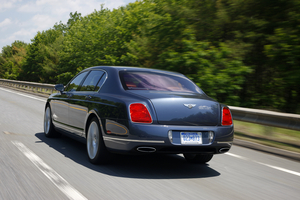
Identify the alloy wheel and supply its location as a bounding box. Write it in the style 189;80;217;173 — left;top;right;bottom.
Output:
87;121;99;159
44;107;51;135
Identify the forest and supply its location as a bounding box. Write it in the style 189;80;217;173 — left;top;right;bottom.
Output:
0;0;299;114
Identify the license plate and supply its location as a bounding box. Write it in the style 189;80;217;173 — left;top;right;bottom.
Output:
180;132;202;145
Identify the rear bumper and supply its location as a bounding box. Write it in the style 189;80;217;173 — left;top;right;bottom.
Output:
103;123;234;155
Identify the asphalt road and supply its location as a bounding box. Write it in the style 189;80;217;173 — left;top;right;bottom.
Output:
0;87;299;200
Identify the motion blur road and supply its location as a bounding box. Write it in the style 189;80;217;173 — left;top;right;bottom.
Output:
0;86;299;200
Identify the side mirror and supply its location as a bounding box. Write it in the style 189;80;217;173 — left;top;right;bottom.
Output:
54;84;64;92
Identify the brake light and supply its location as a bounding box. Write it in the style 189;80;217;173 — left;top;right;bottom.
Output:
130;103;152;123
222;107;233;126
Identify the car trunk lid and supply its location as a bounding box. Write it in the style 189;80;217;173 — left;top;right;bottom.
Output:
128;91;220;126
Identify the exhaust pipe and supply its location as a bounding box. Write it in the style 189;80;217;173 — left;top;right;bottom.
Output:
137;147;156;153
219;147;230;153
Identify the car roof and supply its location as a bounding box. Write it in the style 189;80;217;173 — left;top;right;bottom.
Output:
84;66;184;77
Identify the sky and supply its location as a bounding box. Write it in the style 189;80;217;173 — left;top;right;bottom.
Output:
0;0;136;51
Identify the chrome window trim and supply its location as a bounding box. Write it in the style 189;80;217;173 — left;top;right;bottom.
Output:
65;71;90;92
67;69;108;93
95;69;108;93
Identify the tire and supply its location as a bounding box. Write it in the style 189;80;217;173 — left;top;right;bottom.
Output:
86;117;109;164
183;153;213;164
44;106;59;138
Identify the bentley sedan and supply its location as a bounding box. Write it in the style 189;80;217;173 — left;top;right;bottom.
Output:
44;66;234;164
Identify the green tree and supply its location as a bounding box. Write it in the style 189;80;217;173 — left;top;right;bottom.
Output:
20;29;62;82
1;0;300;113
20;12;82;83
57;5;137;83
264;12;300;113
124;0;251;105
0;41;27;80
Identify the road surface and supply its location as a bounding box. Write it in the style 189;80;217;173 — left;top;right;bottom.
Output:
0;87;299;200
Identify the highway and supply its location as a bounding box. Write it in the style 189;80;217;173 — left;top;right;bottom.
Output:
0;86;299;200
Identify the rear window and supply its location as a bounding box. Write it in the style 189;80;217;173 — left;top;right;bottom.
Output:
120;71;202;93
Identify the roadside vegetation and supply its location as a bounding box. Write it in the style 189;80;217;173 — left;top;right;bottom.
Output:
234;121;300;153
1;0;300;114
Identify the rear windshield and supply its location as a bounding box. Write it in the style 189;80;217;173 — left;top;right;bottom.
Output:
120;71;202;93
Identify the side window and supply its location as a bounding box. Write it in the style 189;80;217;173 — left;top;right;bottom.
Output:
95;72;107;91
65;71;88;92
80;70;104;91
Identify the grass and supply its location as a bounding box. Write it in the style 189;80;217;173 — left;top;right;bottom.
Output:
234;120;300;153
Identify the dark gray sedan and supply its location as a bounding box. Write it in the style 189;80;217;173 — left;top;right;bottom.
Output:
44;66;234;164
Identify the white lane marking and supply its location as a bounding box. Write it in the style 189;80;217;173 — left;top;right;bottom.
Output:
225;152;300;177
12;141;87;200
225;153;247;160
0;87;46;102
257;162;300;177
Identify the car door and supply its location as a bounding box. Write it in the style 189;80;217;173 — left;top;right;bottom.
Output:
68;70;105;136
51;91;69;127
53;71;89;132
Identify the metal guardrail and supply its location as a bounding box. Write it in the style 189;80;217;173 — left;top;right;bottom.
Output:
229;106;300;131
0;78;55;95
1;78;300;131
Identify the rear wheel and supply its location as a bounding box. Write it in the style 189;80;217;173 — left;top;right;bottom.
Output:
86;117;109;164
44;106;59;138
184;153;213;164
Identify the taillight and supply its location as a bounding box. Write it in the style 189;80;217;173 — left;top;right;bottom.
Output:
222;107;233;126
130;103;152;123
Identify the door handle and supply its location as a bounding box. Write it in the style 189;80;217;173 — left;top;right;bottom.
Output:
85;95;92;100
